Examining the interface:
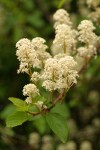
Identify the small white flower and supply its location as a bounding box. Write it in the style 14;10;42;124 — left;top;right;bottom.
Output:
42;80;55;91
86;0;99;8
41;56;78;91
29;132;40;147
31;72;40;82
53;9;72;28
23;83;40;97
78;20;98;45
89;8;100;24
25;97;32;104
77;45;97;58
31;37;48;52
16;38;31;52
16;37;51;73
52;24;78;56
35;101;47;110
78;20;95;31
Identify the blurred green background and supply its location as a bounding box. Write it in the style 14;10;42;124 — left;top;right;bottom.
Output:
0;0;100;150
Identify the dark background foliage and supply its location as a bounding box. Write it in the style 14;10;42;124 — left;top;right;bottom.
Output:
0;0;100;150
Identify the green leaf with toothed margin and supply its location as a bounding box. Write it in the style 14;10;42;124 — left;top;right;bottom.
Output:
8;97;29;111
6;111;29;127
45;112;68;143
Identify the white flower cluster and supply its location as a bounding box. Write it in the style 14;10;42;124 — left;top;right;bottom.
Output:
52;9;78;56
77;20;98;58
31;38;51;61
23;83;40;103
16;37;51;74
31;72;40;83
16;9;99;105
41;56;78;91
88;8;100;24
53;9;72;28
51;24;78;56
85;0;100;26
86;0;100;8
78;20;96;44
77;45;96;59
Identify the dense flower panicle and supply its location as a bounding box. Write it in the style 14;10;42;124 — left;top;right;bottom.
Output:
77;45;97;58
17;62;28;74
31;72;40;83
80;141;93;150
86;0;100;8
15;9;99;105
78;20;98;45
53;9;72;28
29;132;40;148
41;58;59;80
41;56;78;91
25;97;32;104
16;38;31;50
89;8;100;24
51;24;78;55
42;80;55;91
59;56;77;70
16;38;40;73
31;37;51;62
28;50;41;69
31;37;48;52
78;20;95;31
23;83;40;97
16;38;31;61
16;37;51;73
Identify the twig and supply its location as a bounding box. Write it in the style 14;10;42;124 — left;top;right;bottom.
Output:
26;111;41;116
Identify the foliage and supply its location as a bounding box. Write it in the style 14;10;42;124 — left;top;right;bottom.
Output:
0;0;100;149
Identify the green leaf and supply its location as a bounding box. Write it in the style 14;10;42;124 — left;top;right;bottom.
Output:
33;116;47;134
8;97;26;107
45;112;68;143
6;111;29;127
0;104;16;119
51;102;70;118
34;95;46;103
8;97;29;111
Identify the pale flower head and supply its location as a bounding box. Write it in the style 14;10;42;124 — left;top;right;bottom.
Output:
17;62;29;74
23;83;40;97
31;37;48;52
42;80;55;91
65;141;77;150
78;20;95;31
29;132;40;147
16;38;31;51
88;8;100;25
25;97;32;104
77;45;97;58
31;37;51;65
86;0;100;8
41;58;59;80
41;56;78;91
80;141;92;150
31;72;40;83
52;24;78;56
16;38;31;62
16;37;51;73
16;38;42;73
78;20;98;45
53;9;72;28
